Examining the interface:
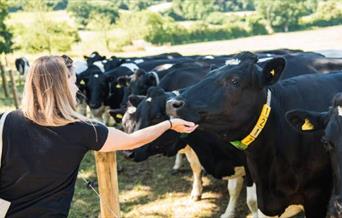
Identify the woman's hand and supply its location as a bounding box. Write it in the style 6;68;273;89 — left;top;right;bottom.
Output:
169;118;198;133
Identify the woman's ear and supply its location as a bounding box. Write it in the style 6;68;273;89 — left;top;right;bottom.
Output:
258;58;285;87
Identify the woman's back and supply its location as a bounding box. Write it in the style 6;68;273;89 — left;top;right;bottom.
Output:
0;110;108;217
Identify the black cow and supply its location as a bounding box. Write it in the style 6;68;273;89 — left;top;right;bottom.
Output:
15;57;29;75
286;92;342;218
166;55;342;217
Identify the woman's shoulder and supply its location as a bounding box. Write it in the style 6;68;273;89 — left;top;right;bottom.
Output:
0;109;23;120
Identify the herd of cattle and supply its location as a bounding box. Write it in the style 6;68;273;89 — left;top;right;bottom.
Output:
15;49;342;217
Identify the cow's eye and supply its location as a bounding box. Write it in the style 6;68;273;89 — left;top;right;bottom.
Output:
231;78;240;86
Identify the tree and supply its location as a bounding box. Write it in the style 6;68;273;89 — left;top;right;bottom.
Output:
256;0;312;32
12;0;79;53
67;1;118;28
0;0;13;54
172;0;218;20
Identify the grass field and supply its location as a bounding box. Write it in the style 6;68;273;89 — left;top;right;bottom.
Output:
1;16;341;217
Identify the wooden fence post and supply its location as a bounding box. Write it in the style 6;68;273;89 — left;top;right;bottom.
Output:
8;70;19;109
94;151;120;218
0;63;9;98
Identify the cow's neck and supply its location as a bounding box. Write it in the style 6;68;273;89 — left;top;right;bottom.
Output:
230;89;271;150
242;90;300;213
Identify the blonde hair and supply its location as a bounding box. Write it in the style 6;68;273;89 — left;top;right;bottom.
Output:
22;55;87;126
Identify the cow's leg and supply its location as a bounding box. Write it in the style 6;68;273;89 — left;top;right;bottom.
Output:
183;146;203;201
91;105;106;122
77;100;87;116
279;205;303;218
220;176;244;218
246;183;259;218
172;152;184;171
103;108;111;125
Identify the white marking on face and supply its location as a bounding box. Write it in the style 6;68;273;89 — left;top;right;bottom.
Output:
93;61;105;73
172;90;180;96
146;97;152;102
94;74;99;78
225;59;240;65
338;106;342;116
90;53;96;58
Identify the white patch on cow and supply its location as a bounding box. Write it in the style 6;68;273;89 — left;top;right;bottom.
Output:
102;60;108;63
222;166;246;180
338;106;342;116
149;71;160;85
90;53;96;58
121;63;139;72
146;97;152;102
73;60;88;75
178;146;203;200
93;61;105;73
246;183;259;218
167;55;173;59
22;57;30;75
155;63;174;71
204;55;215;59
258;57;273;63
172;90;180;96
220;176;244;218
94;74;99;78
134;59;144;64
279;205;304;217
225;58;240;66
127;106;137;114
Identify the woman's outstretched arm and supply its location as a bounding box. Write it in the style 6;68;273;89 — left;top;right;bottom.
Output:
99;119;197;152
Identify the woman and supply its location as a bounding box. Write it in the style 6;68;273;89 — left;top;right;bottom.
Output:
0;56;197;217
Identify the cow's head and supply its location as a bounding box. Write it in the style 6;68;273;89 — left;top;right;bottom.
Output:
76;66;113;109
122;87;182;161
129;69;159;95
286;93;342;217
166;53;285;141
84;51;106;66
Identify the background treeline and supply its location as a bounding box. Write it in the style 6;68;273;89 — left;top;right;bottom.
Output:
2;0;342;54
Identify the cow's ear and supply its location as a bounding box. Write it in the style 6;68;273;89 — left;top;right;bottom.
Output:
83;55;89;60
286;109;328;132
128;95;145;107
259;58;285;87
117;75;131;87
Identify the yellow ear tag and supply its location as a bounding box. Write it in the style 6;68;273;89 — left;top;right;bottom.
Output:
270;69;275;76
80;80;85;85
301;118;314;131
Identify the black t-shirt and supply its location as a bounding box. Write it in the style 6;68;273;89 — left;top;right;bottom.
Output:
0;110;108;218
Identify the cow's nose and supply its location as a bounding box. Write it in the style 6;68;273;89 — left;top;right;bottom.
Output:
170;99;185;109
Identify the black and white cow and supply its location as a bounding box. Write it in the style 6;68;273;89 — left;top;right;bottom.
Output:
286;92;342;218
15;57;30;75
122;87;261;218
166;55;342;217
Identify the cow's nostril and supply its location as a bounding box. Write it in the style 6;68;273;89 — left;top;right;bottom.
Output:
172;100;185;109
